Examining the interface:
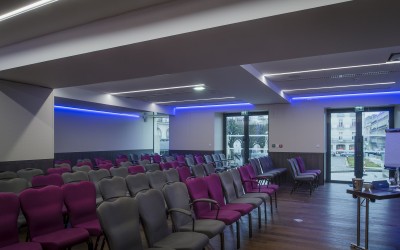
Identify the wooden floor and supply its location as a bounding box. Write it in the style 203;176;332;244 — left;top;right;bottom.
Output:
22;183;400;250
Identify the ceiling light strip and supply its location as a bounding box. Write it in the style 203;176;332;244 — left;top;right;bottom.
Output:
110;84;205;95
154;96;235;104
54;105;140;118
0;0;59;22
282;82;396;92
175;103;253;110
291;91;400;101
264;61;400;77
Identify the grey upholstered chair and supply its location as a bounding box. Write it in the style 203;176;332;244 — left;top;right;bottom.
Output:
72;165;92;173
119;161;133;168
185;156;195;168
110;167;129;178
136;189;209;249
144;163;160;172
192;164;207;177
164;168;180;183
138;159;151;166
97;197;173;250
287;158;316;195
146;170;168;191
62;171;89;184
0;178;29;227
203;163;216;175
17;168;44;186
230;168;269;221
0;171;17;180
88;169;111;205
98;176;129;201
162;182;225;249
125;173;150;197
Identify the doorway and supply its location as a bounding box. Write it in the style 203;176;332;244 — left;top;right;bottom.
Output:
326;107;394;182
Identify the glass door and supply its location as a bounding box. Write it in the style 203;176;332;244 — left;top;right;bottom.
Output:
224;112;268;166
327;107;394;182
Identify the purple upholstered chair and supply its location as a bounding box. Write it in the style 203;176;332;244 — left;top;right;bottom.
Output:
159;162;173;171
19;185;91;250
152;153;162;164
127;165;145;175
246;164;280;191
176;155;186;167
186;177;242;249
194;155;205;165
295;156;321;177
0;192;42;250
31;174;64;188
62;181;103;250
204;174;255;238
177;166;192;183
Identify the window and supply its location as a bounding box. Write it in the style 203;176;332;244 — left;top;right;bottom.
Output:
154;115;169;155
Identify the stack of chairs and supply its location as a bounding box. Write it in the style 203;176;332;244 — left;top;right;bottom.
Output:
287;158;318;195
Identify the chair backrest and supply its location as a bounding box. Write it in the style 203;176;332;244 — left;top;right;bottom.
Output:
62;171;89;184
144;163;160;172
238;165;254;193
204;174;226;206
176;155;186;165
170;161;180;169
203;163;216;175
127;165;145;175
194;155;205;164
47;167;70;175
165;156;175;162
0;178;29;193
153;154;162;164
77;159;93;168
160;162;173;171
146;170;167;191
110;167;129;178
141;154;152;162
204;155;213;164
97;163;113;171
129;154;139;164
250;158;262;175
185;177;212;217
192;164;206;177
119;161;134;168
31;174;63;187
230;168;246;196
54;162;72;170
259;157;270;173
72;165;92;173
212;154;222;168
287;158;298;178
0;192;20;247
164;168;180;183
185;156;195;167
295;156;306;173
162;182;192;229
62;181;97;227
97;197;143;250
19;186;64;238
218;171;239;203
136;189;170;247
290;158;302;175
88;169;111;182
177;166;191;182
17;168;44;184
125;173;150;197
99;176;128;201
219;153;227;161
245;164;258;180
0;171;17;180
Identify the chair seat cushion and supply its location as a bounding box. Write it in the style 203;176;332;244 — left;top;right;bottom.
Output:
249;187;275;195
241;192;268;201
221;203;253;214
0;242;42;250
179;219;225;238
197;210;241;225
295;175;315;181
230;197;263;207
75;219;102;236
304;169;321;175
32;228;89;250
154;232;209;250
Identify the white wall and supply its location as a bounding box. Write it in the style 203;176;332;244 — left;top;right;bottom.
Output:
55;109;153;153
0;80;54;161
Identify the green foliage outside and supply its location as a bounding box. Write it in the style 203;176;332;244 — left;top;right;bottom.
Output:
346;156;381;168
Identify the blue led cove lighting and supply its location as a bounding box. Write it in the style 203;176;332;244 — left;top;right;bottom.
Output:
291;91;400;101
54;105;140;118
175;103;253;110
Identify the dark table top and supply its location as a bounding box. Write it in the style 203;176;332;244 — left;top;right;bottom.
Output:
347;187;400;200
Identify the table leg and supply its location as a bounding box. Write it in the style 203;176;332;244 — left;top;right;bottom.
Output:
365;198;369;249
357;197;361;246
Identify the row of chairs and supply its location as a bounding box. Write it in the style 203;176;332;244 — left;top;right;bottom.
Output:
249;156;287;185
287;157;321;195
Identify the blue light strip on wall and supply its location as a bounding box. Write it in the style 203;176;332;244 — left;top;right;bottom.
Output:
291;91;400;101
174;103;253;110
54;105;140;118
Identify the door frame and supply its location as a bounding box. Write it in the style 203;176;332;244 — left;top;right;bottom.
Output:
326;107;394;183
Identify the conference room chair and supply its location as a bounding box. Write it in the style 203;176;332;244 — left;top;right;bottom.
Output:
0;178;29;228
144;163;160;172
260;156;287;184
176;155;186;167
164;168;180;183
136;189;209;250
194;155;205;165
127;165;145;175
160;162;173;170
72;165;92;173
88;169;111;205
186;177;242;249
110;166;129;178
115;156;129;167
295;156;321;181
238;165;276;214
62;181;103;250
246;164;279;191
204;155;225;172
98;176;129;201
0;170;17;180
162;182;226;250
287;158;317;195
206;173;259;236
230;168;269;222
62;171;89;184
202;163;217;175
19;185;91;250
129;153;139;164
0;192;42;250
219;153;238;168
140;153;152;162
170;161;180;169
54;161;72;170
147;170;168;192
177;166;192;183
47;167;70;175
119;161;134;168
125;173;150;197
31;174;64;188
96;197;173;250
76;159;94;168
153;153;162;164
249;158;277;183
185;156;196;169
164;155;176;162
17;168;44;186
192;164;207;177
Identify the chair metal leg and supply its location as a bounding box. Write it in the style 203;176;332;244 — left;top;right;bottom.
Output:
248;213;252;238
236;221;240;249
220;232;224;250
275;192;278;209
257;207;261;229
264;201;267;223
269;195;273;215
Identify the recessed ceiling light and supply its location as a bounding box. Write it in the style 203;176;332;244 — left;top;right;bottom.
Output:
291;90;400;101
154;97;235;104
109;84;205;95
193;86;205;91
263;61;400;78
282;82;396;92
54;105;140;118
0;0;59;22
175;103;253;110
